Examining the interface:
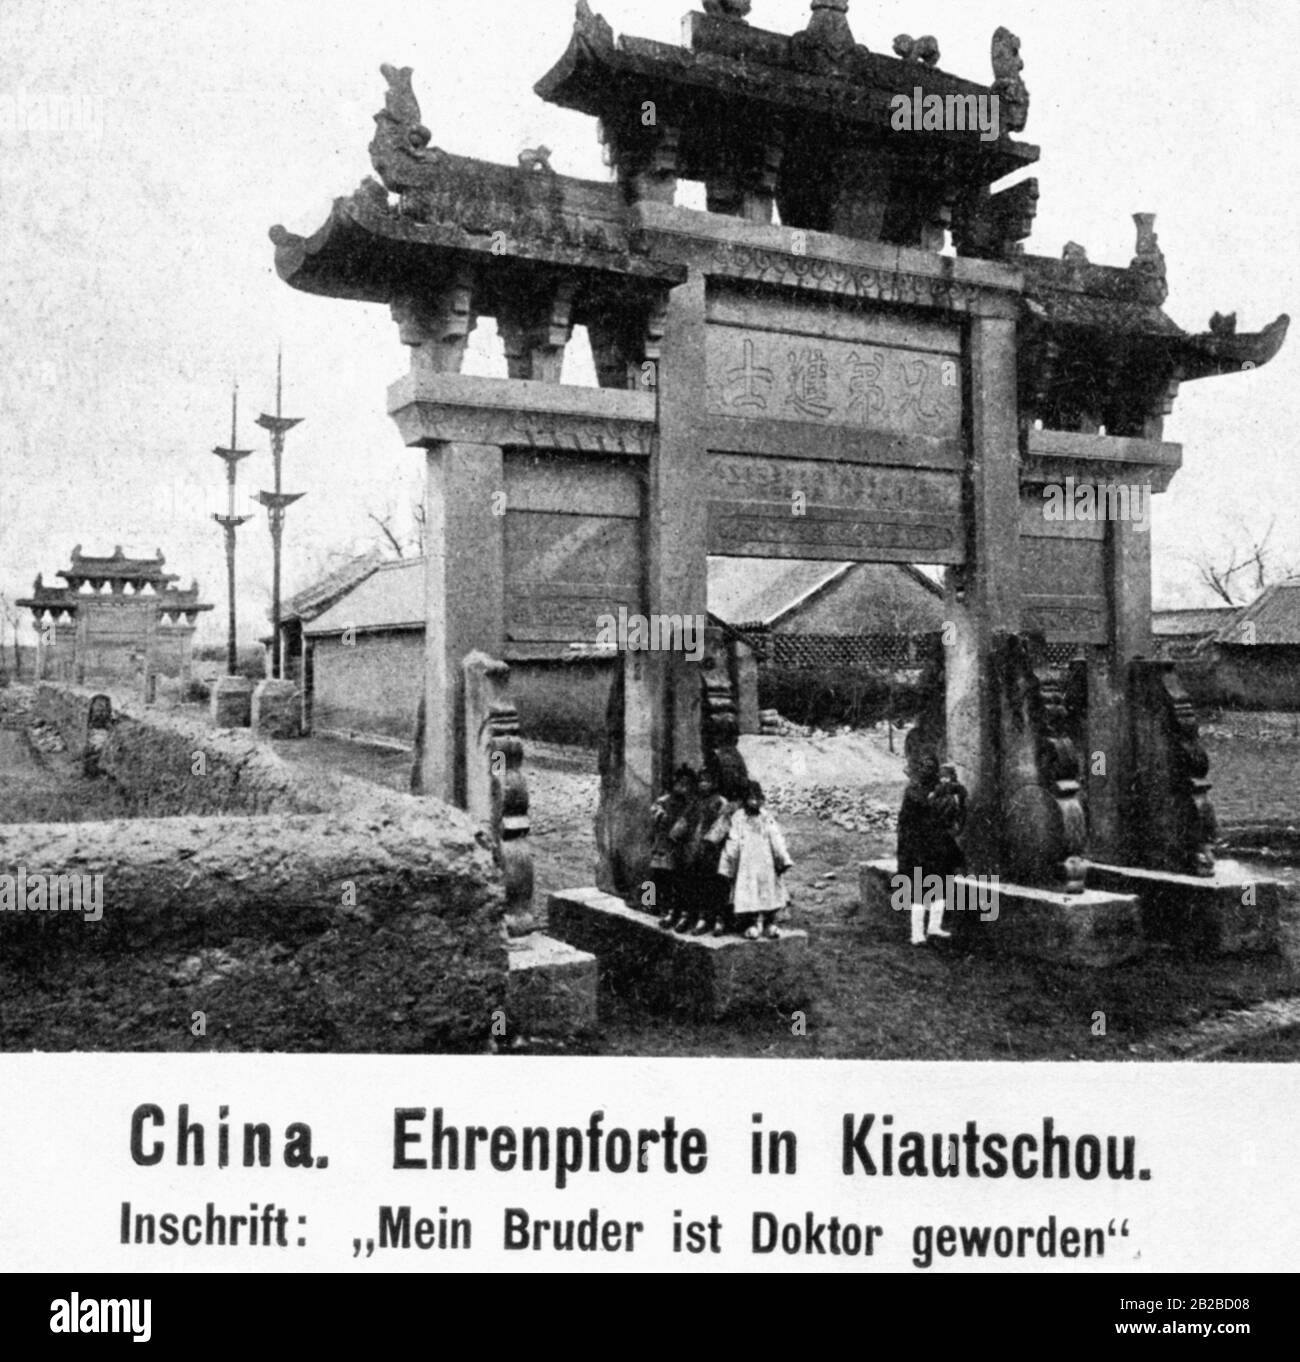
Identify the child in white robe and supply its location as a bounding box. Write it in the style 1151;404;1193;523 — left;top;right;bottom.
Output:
719;781;792;939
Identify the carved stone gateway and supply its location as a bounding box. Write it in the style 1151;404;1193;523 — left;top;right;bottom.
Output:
271;2;1287;976
18;547;212;699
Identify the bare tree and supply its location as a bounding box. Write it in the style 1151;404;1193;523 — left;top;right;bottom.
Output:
1193;517;1296;604
365;477;426;559
367;510;407;559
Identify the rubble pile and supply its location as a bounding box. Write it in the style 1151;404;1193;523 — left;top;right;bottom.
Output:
766;782;896;835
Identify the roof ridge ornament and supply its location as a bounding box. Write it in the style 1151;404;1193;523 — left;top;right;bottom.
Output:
1130;212;1168;307
791;0;868;75
991;27;1029;132
893;34;940;66
370;63;443;194
573;0;614;55
703;0;751;19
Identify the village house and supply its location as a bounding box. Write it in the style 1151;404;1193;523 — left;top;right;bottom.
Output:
292;553;946;744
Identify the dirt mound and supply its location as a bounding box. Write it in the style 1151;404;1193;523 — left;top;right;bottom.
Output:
739;727;907;791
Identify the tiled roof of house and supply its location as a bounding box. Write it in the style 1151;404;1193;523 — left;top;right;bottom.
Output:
707;559;850;629
284;550;385;624
707;558;943;631
304;558;424;636
1152;606;1241;637
1213;578;1300;645
301;555;947;641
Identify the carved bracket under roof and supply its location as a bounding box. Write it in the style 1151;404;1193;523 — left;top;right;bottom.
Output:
599;111;683;208
497;276;579;383
953;177;1038;261
586;285;672;390
391;269;477;376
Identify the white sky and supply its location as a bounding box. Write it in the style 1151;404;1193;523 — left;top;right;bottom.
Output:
1;0;1296;646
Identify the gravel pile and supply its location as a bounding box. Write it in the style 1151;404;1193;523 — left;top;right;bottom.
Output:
766;782;896;835
26;719;66;754
0;685;34;730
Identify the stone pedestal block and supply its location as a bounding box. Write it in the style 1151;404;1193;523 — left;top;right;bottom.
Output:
210;675;253;729
860;858;1143;967
548;887;813;1021
1088;860;1280;955
504;932;598;1038
251;679;301;738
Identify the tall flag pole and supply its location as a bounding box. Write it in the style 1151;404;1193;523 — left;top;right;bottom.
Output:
256;349;305;681
211;380;253;677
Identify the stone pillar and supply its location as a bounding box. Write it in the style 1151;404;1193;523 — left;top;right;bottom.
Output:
946;312;1022;873
1089;414;1158;861
300;638;314;734
1087;516;1153;860
734;638;760;735
422;442;505;804
595;647;668;902
74;613;88;686
389;274;508;805
645;267;709;786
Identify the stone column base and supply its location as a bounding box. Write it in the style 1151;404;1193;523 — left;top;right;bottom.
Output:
252;679;301;738
1088;861;1280;955
210;675;253;729
860;858;1144;967
503;932;598;1038
548;887;812;1021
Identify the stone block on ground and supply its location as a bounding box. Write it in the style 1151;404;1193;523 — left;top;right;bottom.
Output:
252;679;301;738
210;675;253;729
504;932;598;1038
1088;860;1280;955
548;887;813;1021
860;858;1144;967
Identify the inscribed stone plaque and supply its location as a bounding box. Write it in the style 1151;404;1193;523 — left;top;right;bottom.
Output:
503;454;643;643
1019;521;1110;644
706;328;960;436
703;300;964;557
706;452;963;563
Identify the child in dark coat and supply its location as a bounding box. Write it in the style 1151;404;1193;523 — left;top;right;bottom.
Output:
650;765;697;930
682;767;732;935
